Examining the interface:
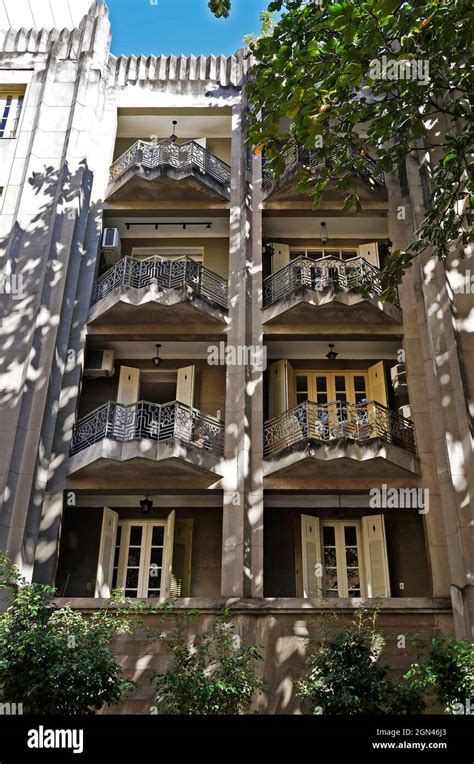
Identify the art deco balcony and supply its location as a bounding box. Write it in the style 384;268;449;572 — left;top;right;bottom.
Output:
67;400;225;490
262;256;401;325
87;256;228;325
105;139;231;203
262;144;386;201
263;400;420;487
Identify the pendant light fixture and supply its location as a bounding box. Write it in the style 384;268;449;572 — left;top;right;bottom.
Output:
320;221;329;245
153;344;162;367
140;496;153;514
169;120;178;144
326;343;338;360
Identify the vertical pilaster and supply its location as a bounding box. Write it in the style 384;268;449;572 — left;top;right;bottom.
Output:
221;99;263;598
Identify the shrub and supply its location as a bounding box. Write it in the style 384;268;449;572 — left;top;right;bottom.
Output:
296;608;424;715
153;608;264;714
405;635;474;714
0;553;135;714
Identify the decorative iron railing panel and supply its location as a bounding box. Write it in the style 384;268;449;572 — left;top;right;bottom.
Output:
264;400;416;457
263;255;398;308
109;139;231;189
262;144;385;189
70;401;225;457
90;256;228;311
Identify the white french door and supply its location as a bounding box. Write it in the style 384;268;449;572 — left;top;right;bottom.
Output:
321;522;365;598
112;521;166;598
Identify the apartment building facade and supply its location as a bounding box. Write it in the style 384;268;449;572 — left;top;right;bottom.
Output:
0;2;471;712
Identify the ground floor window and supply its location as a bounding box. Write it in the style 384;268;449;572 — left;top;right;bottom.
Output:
321;522;363;598
301;514;390;599
112;521;166;598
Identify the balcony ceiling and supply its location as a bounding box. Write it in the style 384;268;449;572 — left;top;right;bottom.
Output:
67;439;224;490
263;440;421;489
106;173;230;204
88;288;228;326
263;291;402;326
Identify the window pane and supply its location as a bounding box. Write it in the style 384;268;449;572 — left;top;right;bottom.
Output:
347;569;361;592
152;526;164;546
316;377;327;392
296;376;308;392
150;548;163;566
324;548;337;567
354;376;366;392
127;548;141;567
344;526;357;546
125;590;138;598
345;548;359;567
129;526;143;546
148;569;162;588
297;393;308;405
126;569;139;588
323;526;335;545
335;376;346;391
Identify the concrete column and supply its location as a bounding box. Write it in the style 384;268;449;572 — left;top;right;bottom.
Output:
385;173;451;600
221;100;263;597
404;150;474;639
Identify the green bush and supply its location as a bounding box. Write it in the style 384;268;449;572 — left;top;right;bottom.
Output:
0;553;134;714
153;608;264;714
405;635;474;714
297;609;425;715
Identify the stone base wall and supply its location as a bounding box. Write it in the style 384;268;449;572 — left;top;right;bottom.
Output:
53;599;454;715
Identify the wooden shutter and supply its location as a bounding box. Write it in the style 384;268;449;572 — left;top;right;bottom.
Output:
117;365;140;405
362;515;391;598
268;359;295;418
176;365;196;407
95;508;118;597
171;519;193;597
358;242;379;268
161;510;176;598
368;361;388;407
301;514;322;598
271;242;290;273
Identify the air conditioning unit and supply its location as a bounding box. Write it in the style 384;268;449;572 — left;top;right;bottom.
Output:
84;350;115;378
398;404;411;420
102;228;121;266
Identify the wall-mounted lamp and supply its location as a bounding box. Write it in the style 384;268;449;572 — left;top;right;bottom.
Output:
169;120;178;144
320;221;329;245
153;344;162;368
326;343;339;360
140;496;153;514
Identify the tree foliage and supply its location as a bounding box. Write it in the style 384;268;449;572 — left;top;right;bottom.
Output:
208;0;231;19
405;635;474;714
0;553;134;714
212;0;473;294
296;609;425;714
153;609;264;714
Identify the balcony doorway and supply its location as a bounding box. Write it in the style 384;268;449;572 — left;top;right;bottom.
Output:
140;371;177;405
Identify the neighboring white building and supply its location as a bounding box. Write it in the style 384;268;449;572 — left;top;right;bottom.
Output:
0;0;93;30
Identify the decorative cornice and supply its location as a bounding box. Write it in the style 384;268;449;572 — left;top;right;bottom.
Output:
109;50;249;87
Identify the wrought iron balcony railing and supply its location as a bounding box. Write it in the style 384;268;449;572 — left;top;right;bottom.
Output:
263;255;398;308
70;400;225;457
264;400;416;457
262;144;385;190
90;256;228;311
109;139;231;190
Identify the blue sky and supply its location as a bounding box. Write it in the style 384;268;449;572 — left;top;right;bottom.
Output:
105;0;269;56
